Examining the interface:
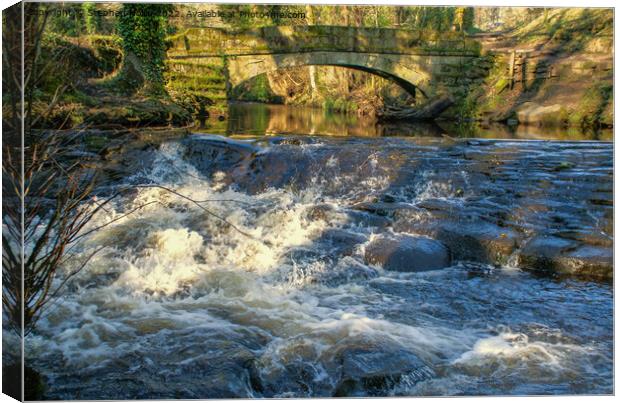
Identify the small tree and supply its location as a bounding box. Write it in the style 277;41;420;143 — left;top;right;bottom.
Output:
2;2;103;337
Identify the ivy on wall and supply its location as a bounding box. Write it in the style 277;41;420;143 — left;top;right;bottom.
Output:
117;3;174;92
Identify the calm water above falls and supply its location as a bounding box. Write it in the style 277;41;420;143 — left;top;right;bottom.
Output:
22;116;613;398
200;102;614;141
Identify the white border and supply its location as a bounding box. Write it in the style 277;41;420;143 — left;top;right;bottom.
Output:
0;1;617;403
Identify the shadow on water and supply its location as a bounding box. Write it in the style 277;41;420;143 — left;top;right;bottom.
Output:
196;102;612;141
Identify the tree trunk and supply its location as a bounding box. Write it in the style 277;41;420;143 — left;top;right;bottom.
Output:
306;5;317;103
378;96;454;121
309;66;317;103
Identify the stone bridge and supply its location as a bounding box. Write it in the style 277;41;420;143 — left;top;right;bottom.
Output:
165;25;489;117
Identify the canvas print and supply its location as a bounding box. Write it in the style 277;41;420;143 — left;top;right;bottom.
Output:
1;1;614;400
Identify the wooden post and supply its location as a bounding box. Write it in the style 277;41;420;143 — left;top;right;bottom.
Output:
508;50;516;89
521;52;527;90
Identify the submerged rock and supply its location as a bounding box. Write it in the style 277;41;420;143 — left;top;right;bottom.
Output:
364;234;450;272
391;197;521;266
325;338;434;397
182;135;257;179
518;236;613;279
352;202;421;217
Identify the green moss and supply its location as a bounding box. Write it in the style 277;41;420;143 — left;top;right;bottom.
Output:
570;83;613;128
539;107;569;127
494;77;509;93
230;74;282;103
62;90;98;107
322;96;359;114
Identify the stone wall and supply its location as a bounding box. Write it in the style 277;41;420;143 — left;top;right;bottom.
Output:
167;26;482;57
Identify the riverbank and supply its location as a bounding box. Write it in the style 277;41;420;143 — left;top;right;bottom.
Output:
35;8;612;134
461;8;613;130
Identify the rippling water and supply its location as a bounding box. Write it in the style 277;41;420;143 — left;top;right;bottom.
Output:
20;133;613;399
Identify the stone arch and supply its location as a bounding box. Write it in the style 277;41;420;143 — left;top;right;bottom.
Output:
226;51;433;98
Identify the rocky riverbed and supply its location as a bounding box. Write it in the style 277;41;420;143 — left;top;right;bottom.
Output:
183;135;613;280
22;132;613;398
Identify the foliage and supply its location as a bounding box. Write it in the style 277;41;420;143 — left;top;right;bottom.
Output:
117;3;175;93
44;2;116;36
231;74;283;104
2;134;105;336
570;83;613;129
82;2;102;35
46;3;85;37
323;97;359;114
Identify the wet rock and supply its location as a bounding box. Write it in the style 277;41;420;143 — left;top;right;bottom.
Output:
364;234;450;272
345;210;393;229
159;338;261;398
325;338;434;397
183;136;256;177
308;205;392;229
435;222;520;265
320;229;367;256
518;235;577;270
552;229;613;248
415;198;459;212
231;150;314;194
306;204;335;221
519;236;612;279
395;218;520;266
256;338;333;397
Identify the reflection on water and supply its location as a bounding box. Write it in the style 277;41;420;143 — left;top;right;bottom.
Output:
197;102;612;141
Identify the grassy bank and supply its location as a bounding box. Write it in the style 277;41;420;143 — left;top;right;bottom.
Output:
451;8;613;130
25;33;194;131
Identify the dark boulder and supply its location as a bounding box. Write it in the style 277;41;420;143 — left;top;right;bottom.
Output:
364;234;450;272
395;218;520;266
433;221;519;265
182;135;257;179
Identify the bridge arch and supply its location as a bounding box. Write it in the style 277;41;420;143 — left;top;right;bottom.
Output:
226;51;433;98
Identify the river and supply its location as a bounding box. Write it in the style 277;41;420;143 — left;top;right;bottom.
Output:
21;103;613;398
202;102;613;141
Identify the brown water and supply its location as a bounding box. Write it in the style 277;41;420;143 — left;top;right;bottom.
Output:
197;102;613;141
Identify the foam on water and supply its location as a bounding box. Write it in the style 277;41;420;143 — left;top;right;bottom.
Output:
23;136;613;398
